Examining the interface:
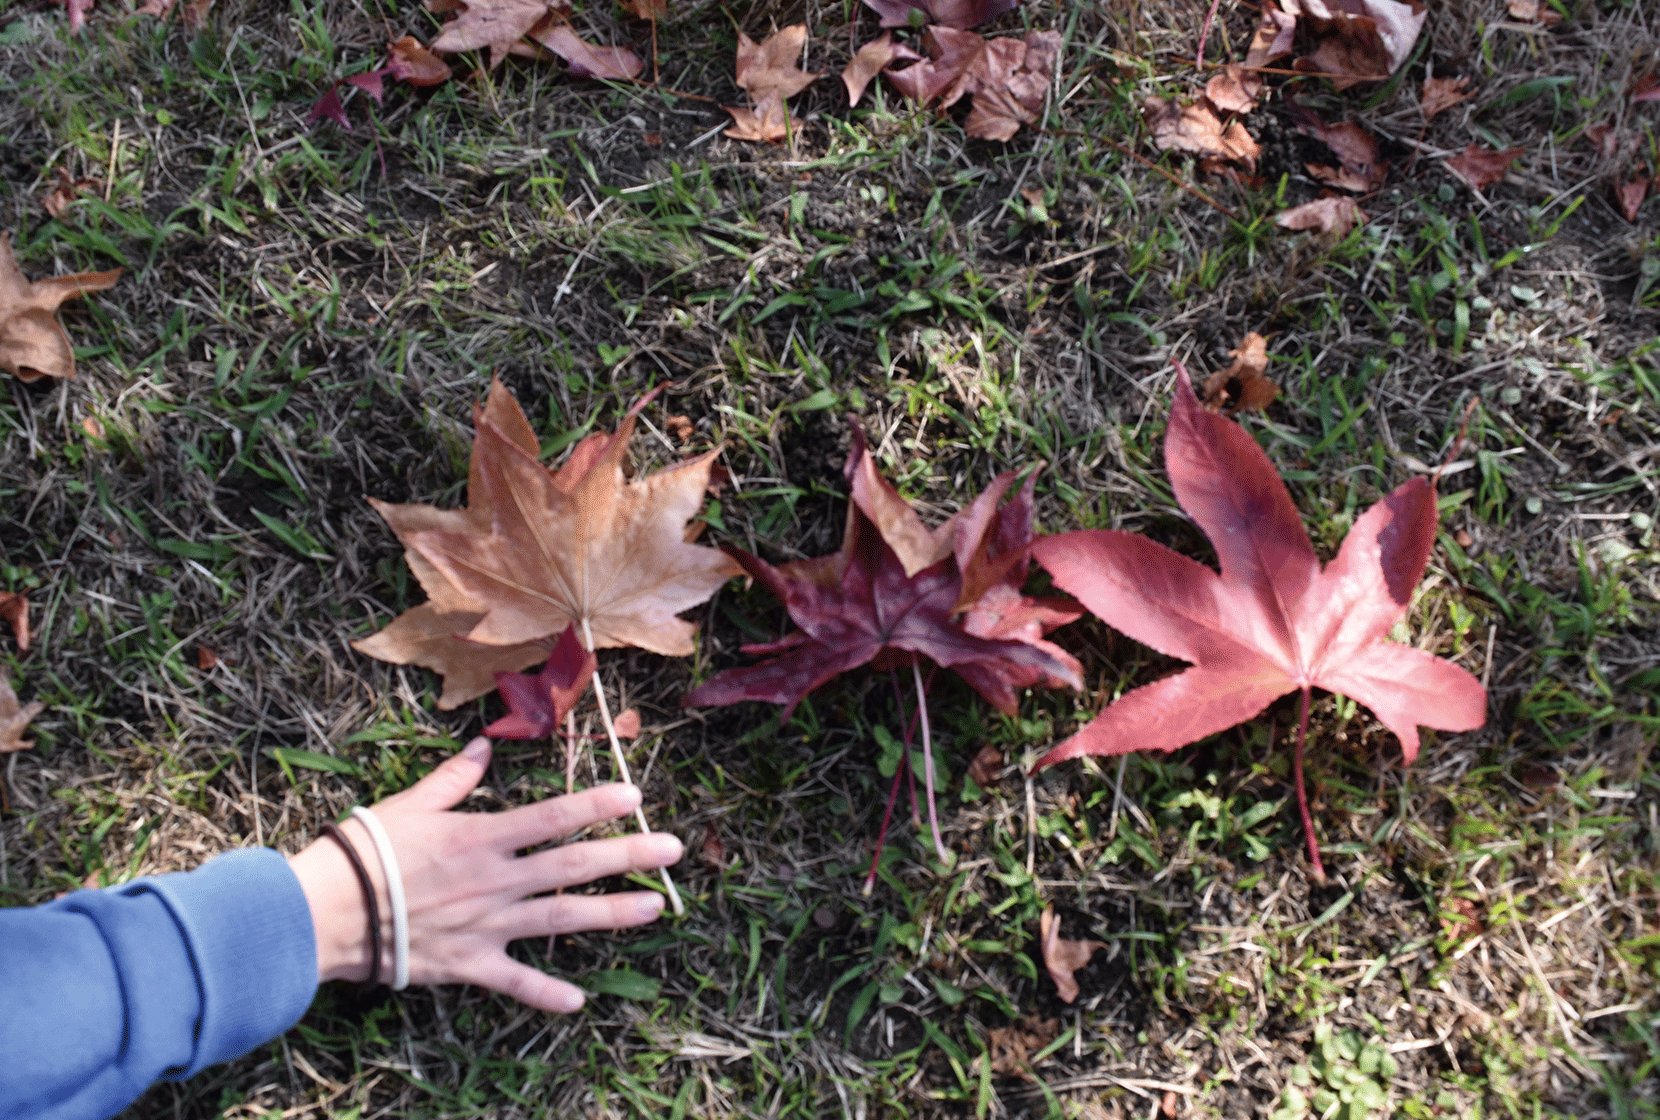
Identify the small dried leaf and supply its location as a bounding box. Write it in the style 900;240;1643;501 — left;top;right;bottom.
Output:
0;592;28;650
1614;178;1649;223
387;36;453;86
987;1015;1059;1077
1204;65;1261;114
1294;112;1384;189
842;31;920;108
724;91;797;143
1420;75;1471;119
664;414;695;442
197;645;219;671
612;707;642;738
1244;1;1296;68
0;232;122;383
1144;96;1261;169
735;25;819;101
1506;0;1561;24
42;169;100;219
532;23;644;80
1444;144;1524;191
0;671;45;755
1276;195;1366;235
1440;896;1483;943
967;744;1004;785
1039;905;1103;1003
1200;332;1276;414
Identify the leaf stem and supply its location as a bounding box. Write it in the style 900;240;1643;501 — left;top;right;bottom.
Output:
1292;686;1325;883
913;658;948;865
862;765;907;897
581;618;684;916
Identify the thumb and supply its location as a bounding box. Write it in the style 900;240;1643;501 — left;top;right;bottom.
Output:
399;736;492;811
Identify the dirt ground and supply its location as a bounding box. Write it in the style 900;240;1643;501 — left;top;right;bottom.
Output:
2;0;1658;1116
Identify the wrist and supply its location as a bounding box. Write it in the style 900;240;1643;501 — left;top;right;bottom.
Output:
288;819;389;984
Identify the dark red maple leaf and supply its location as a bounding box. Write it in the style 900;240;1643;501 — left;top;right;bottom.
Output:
1030;363;1487;878
685;425;1080;879
484;624;597;739
683;427;1080;719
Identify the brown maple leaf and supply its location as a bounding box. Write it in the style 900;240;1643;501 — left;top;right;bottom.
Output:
725;25;820;143
0;671;45;755
1444;144;1523;191
1283;0;1424;88
1276;195;1366;235
355;379;739;707
1245;1;1296;68
1205;64;1261;114
1294;110;1385;191
0;233;122;383
1040;905;1103;1003
885;28;1060;142
842;31;921;108
1144;96;1261;169
0;592;28;650
428;0;641;78
1421;75;1472;120
1200;332;1276;414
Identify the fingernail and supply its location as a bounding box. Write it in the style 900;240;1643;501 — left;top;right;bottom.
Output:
556;989;586;1013
614;784;643;811
635;894;666;920
649;834;684;862
462;737;490;761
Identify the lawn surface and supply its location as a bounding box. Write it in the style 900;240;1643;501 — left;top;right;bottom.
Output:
2;0;1658;1117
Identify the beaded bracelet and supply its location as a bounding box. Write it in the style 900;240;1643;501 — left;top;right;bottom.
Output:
319;821;382;988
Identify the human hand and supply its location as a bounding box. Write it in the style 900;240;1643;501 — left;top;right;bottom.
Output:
287;736;682;1012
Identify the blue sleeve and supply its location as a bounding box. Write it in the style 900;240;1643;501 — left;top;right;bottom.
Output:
0;847;320;1120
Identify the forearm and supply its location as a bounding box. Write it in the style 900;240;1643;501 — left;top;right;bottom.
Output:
0;848;318;1120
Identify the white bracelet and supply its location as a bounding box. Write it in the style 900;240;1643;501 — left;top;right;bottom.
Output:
350;806;410;990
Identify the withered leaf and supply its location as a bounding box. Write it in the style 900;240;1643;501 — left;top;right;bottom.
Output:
428;0;642;78
1144;96;1261;169
1040;905;1103;1004
387;36;453;86
0;592;28;650
1275;195;1366;235
724;91;797;144
886;28;1059;142
1204;64;1261;114
1506;0;1561;24
354;379;739;708
682;425;1081;720
1200;332;1276;414
861;0;1019;31
987;1014;1060;1077
966;744;1004;786
0;671;45;755
1614;178;1649;223
1444;144;1524;191
1294;111;1384;190
0;232;122;383
530;23;643;79
1244;1;1296;68
842;31;921;108
42;169;100;219
1420;75;1472;119
726;26;819;143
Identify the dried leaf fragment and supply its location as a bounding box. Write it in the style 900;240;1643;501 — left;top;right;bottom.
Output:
1200;332;1276;413
1285;0;1424;89
1144;96;1261;169
842;31;920;108
1614;178;1649;223
1204;64;1261;114
1276;195;1366;235
1245;1;1296;67
885;28;1059;141
1420;75;1471;120
0;672;45;755
0;592;28;650
1444;144;1524;191
1506;0;1561;24
987;1014;1060;1076
42;169;100;219
966;744;1004;785
1295;111;1384;190
0;233;122;383
1039;905;1103;1003
1440;896;1483;943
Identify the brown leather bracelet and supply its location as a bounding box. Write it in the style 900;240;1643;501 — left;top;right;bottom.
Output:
320;821;383;988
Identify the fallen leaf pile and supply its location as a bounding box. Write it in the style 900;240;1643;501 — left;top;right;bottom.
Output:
0;233;121;383
1031;363;1487;876
353;378;739;708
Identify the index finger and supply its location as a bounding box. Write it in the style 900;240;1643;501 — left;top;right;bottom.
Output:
489;782;642;852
